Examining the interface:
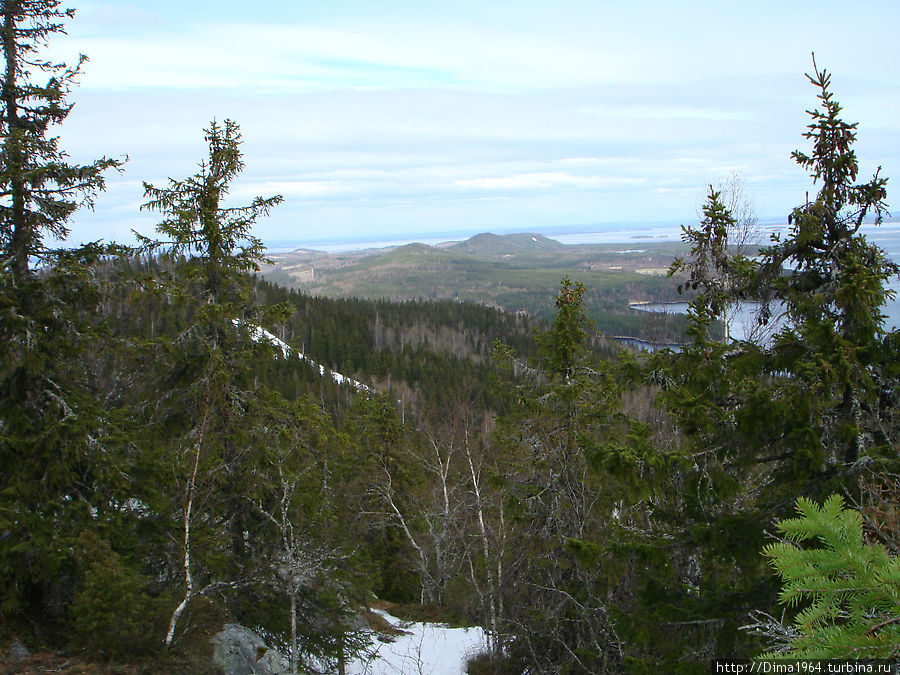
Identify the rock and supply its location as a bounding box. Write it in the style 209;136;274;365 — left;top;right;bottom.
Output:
210;623;289;675
9;640;30;660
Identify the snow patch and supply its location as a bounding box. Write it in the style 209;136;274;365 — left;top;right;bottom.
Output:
347;610;486;675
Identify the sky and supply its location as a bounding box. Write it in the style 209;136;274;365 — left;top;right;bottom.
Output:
47;0;900;249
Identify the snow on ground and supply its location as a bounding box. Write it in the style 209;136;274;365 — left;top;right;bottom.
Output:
237;320;373;393
347;610;486;675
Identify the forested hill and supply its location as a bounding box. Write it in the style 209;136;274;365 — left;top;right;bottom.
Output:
262;233;693;340
445;231;568;255
249;276;554;417
106;255;549;423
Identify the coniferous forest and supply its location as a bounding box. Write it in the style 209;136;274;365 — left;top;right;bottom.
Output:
1;3;898;673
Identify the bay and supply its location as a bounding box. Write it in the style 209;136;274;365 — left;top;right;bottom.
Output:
264;218;900;333
629;219;900;337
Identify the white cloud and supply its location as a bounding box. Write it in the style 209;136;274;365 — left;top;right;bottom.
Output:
52;0;900;247
54;19;698;94
69;2;166;33
455;172;645;192
231;180;344;200
577;104;758;123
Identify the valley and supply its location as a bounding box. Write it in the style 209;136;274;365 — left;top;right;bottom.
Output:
263;232;695;341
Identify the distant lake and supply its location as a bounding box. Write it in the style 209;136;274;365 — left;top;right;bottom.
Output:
630;300;786;343
265;217;900;252
265;219;900;332
632;276;900;339
621;219;900;338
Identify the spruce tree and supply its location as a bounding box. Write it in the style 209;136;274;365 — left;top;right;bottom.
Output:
492;277;629;673
670;187;757;343
0;0;124;631
760;495;900;659
761;57;897;469
0;0;121;277
138;119;286;646
635;58;900;668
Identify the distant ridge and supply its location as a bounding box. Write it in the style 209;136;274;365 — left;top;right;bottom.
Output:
264;232;690;340
447;232;567;257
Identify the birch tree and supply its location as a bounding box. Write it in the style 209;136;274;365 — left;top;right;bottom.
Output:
252;394;372;674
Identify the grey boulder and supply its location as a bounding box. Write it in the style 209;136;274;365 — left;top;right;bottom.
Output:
210;623;289;675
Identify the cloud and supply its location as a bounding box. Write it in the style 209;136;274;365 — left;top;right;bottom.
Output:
454;172;645;192
69;2;166;34
54;0;900;248
53;18;700;94
231;180;344;200
56;1;900;98
577;104;758;122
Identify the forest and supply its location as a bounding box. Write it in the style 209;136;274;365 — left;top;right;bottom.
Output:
1;3;899;674
261;233;695;341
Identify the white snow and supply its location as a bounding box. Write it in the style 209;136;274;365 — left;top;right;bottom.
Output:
347;610;486;675
235;320;373;393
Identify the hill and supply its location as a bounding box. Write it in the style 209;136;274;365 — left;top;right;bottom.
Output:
444;232;567;257
262;232;692;340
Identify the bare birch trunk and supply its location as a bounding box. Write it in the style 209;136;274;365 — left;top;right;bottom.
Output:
383;470;432;603
290;593;298;673
465;445;494;629
165;438;202;646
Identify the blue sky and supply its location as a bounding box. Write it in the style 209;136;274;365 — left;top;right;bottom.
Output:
52;1;900;247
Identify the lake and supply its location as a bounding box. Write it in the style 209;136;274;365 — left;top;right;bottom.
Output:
622;219;900;339
265;218;900;335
